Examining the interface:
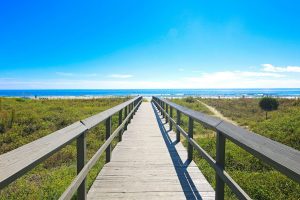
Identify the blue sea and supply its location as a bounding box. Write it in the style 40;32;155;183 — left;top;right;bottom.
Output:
0;89;300;98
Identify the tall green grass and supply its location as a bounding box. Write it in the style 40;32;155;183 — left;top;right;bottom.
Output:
170;97;300;200
0;97;129;199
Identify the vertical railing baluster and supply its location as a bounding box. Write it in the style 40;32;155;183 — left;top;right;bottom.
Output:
170;106;173;131
77;132;86;200
134;99;137;114
124;106;128;130
159;101;162;114
106;117;112;163
166;104;169;124
216;131;226;200
176;110;181;142
128;104;130;119
128;104;132;123
161;101;163;115
118;110;123;142
158;100;161;113
163;102;165;119
131;102;134;120
188;117;194;161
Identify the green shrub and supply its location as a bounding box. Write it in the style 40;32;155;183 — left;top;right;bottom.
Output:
259;97;279;119
185;96;195;103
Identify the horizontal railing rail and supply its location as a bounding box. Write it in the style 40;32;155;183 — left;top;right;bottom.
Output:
152;96;300;200
0;96;143;200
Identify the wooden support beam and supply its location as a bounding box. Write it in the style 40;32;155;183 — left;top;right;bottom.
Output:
188;117;194;161
170;107;173;131
124;106;128;131
118;110;123;142
215;131;226;200
176;110;181;142
77;132;87;200
106;117;112;163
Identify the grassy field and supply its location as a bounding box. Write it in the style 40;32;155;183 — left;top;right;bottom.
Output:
170;97;300;200
0;97;130;199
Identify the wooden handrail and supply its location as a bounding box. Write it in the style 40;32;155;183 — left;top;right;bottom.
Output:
152;96;300;200
0;96;143;200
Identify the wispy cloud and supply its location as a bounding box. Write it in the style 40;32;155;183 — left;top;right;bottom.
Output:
178;68;184;72
1;76;299;89
108;74;133;78
56;72;74;76
2;64;299;89
262;64;300;73
56;72;98;77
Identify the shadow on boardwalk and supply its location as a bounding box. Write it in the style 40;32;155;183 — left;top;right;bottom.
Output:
152;103;203;200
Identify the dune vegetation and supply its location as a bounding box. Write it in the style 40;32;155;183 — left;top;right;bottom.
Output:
0;97;130;200
170;97;300;200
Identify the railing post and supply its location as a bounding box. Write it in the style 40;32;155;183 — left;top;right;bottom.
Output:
131;103;134;119
158;100;160;112
162;102;165;118
129;103;132;122
170;107;173;131
134;100;137;114
188;116;193;161
166;104;169;124
77;132;86;200
176;110;181;142
159;101;162;113
124;106;128;130
128;105;131;123
118;110;123;142
157;99;161;113
215;131;226;200
106;117;112;163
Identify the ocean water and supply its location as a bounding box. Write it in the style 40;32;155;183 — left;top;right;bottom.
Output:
0;89;300;98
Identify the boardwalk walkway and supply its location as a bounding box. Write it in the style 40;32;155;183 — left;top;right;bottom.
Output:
87;102;215;200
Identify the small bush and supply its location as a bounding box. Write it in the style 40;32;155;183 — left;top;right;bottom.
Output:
185;96;195;103
259;97;279;119
15;98;26;102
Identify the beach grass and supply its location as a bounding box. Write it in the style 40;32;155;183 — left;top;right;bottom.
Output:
0;97;129;199
170;97;300;200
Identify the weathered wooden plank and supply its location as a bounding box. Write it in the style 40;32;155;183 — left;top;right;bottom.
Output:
153;99;251;200
215;131;226;200
154;96;300;186
60;99;142;200
154;97;222;129
87;102;214;200
216;121;300;184
0;121;87;189
77;131;87;200
88;192;215;200
82;96;141;129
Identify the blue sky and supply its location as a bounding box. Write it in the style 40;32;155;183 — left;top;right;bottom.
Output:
1;0;300;89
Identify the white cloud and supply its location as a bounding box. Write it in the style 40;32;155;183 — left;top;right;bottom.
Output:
182;70;298;88
262;64;300;73
1;71;299;89
56;72;98;77
56;72;74;76
237;71;284;78
2;66;299;89
178;68;184;72
108;74;133;78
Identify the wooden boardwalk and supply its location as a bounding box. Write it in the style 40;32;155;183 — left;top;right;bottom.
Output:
87;102;215;200
1;97;299;200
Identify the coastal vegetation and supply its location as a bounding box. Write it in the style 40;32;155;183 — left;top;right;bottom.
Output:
1;96;299;199
0;97;129;199
259;97;279;119
170;97;300;200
